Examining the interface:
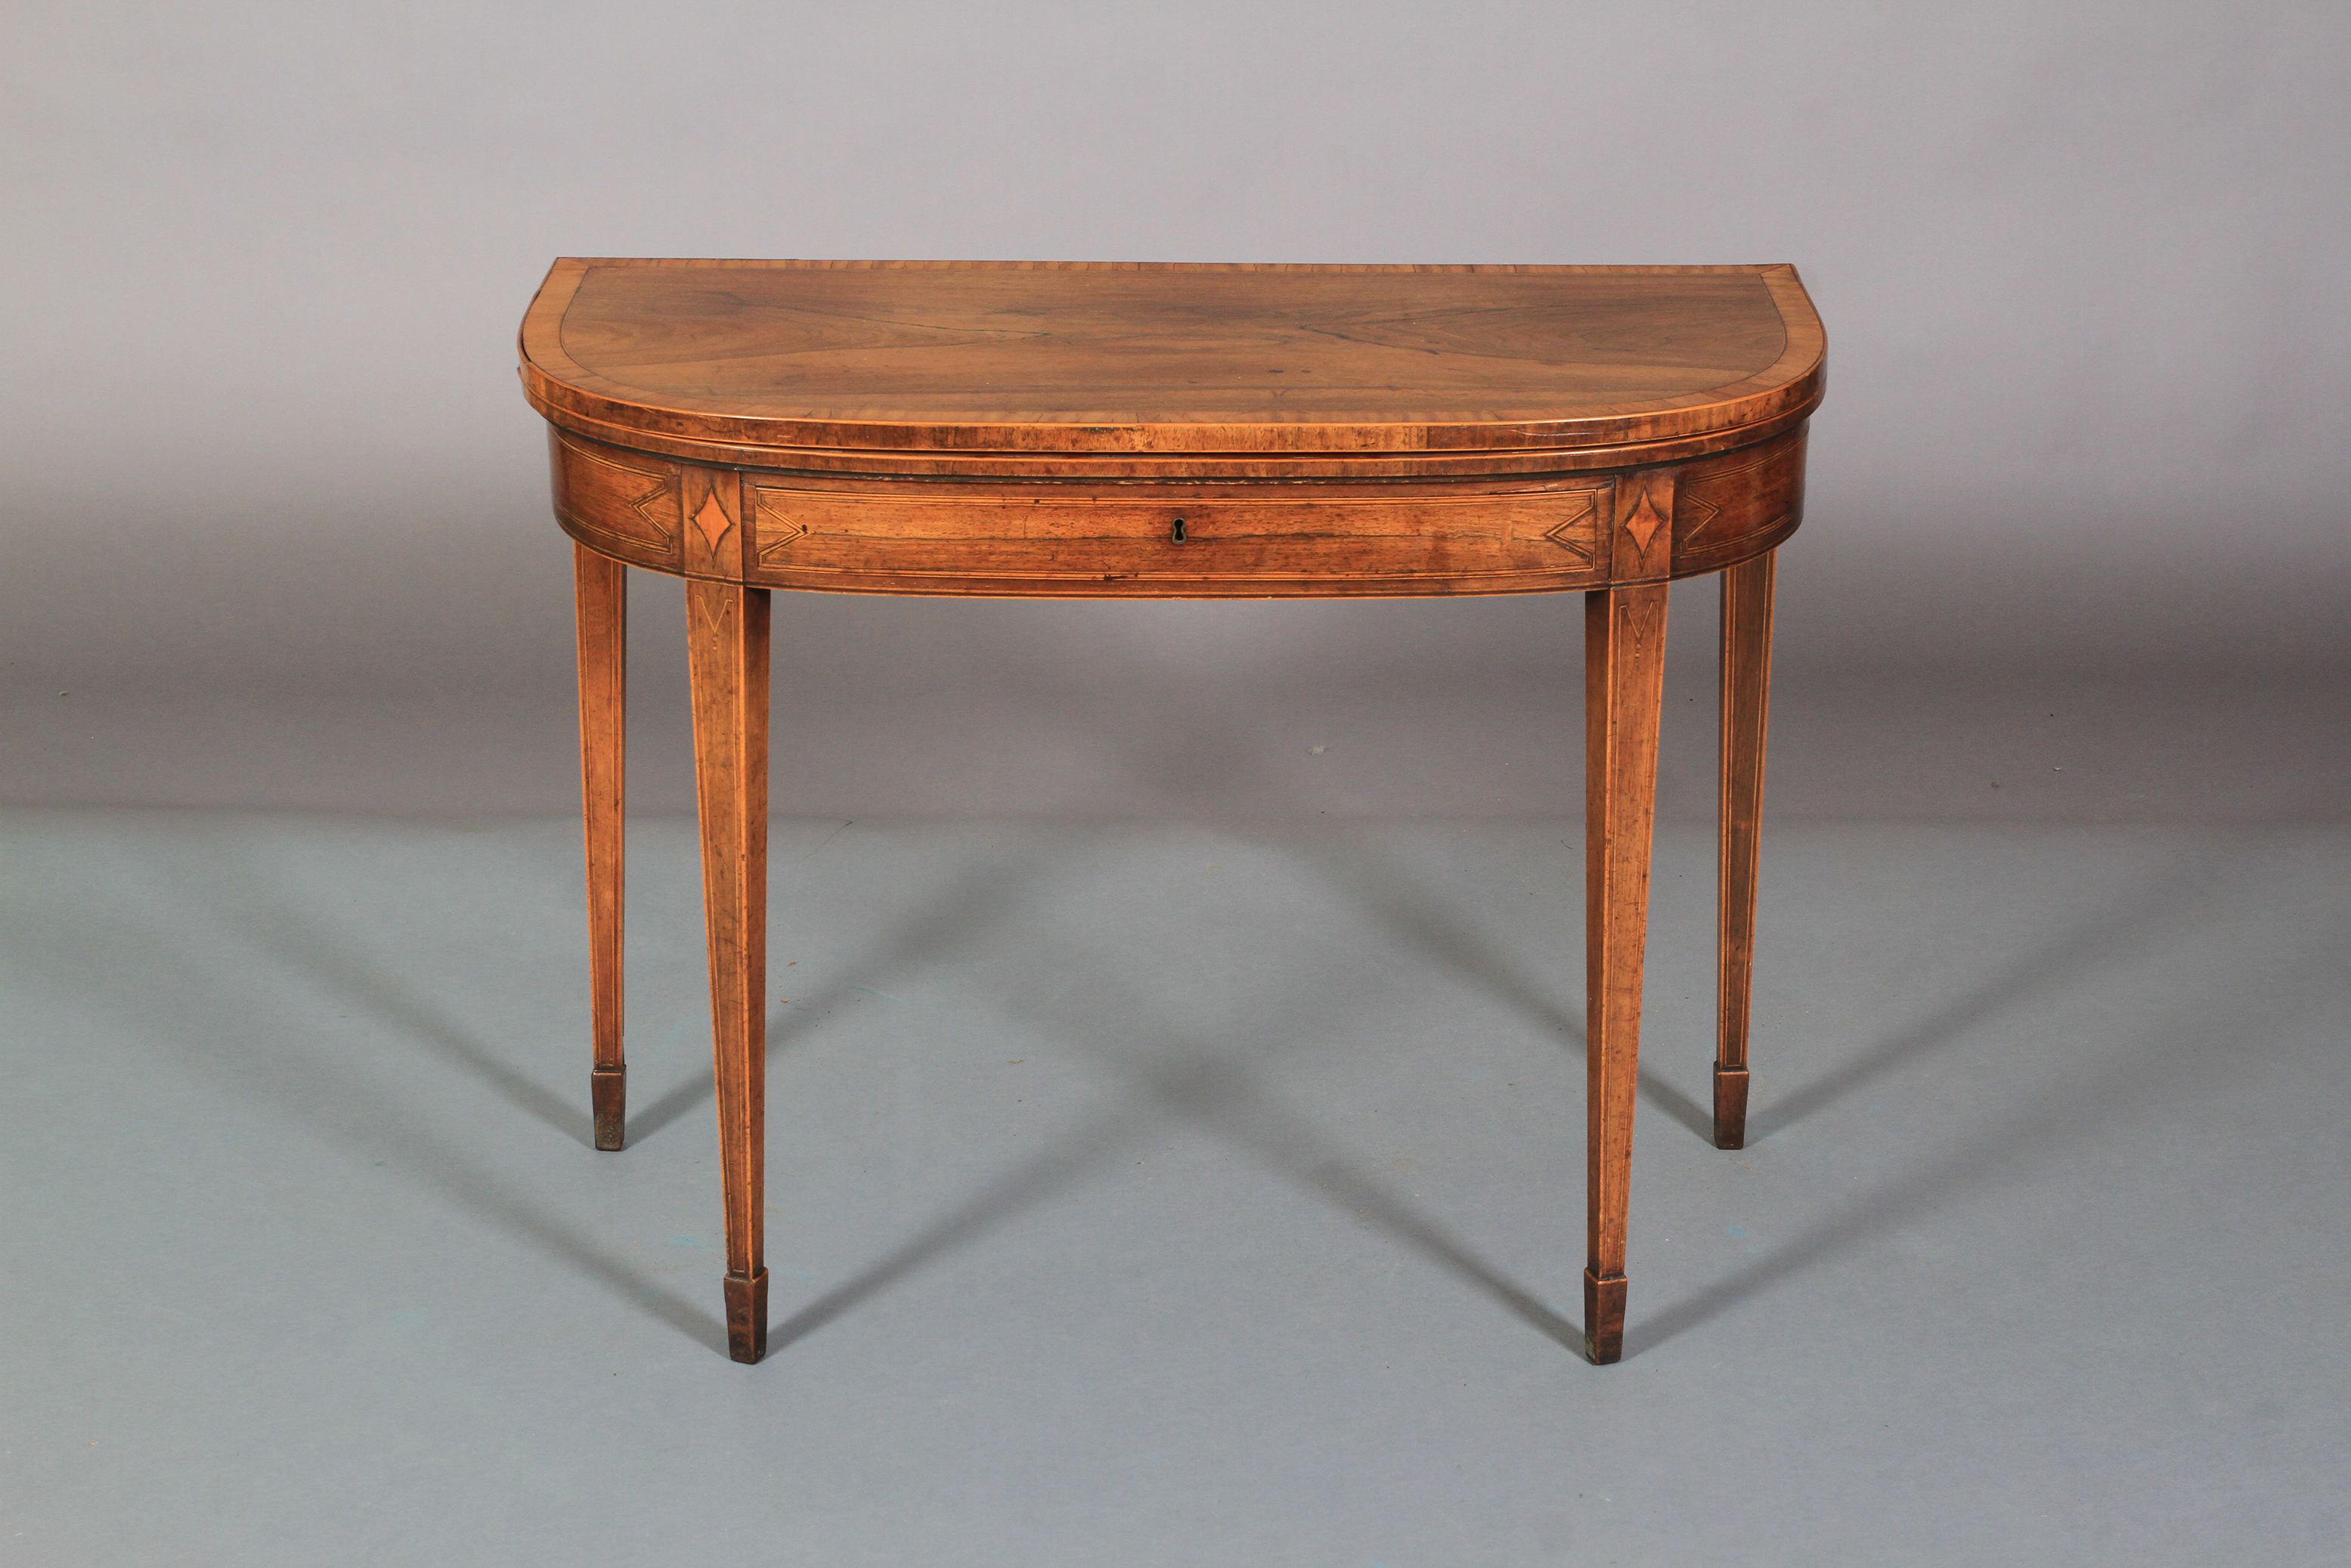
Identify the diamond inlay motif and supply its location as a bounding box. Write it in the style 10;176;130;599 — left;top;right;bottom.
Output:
692;489;734;553
1622;489;1667;552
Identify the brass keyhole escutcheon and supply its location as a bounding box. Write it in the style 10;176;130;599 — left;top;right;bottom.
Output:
1170;516;1187;544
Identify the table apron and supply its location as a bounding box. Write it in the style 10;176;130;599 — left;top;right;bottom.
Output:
548;423;1804;597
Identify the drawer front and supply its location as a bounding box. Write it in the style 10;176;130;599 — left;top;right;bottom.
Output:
739;479;1614;597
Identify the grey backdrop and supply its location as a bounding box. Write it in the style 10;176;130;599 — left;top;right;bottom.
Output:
7;1;2347;821
10;7;2351;1565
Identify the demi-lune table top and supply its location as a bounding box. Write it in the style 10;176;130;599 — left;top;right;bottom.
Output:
520;259;1824;477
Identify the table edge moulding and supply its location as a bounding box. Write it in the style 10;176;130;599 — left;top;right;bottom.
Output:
519;258;1826;1365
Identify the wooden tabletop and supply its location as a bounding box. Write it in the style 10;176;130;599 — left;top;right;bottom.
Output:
521;261;1823;474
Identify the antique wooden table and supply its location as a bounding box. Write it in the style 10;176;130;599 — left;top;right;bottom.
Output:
519;259;1824;1364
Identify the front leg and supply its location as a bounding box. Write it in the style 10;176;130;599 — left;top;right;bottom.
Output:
1584;583;1668;1365
686;579;772;1363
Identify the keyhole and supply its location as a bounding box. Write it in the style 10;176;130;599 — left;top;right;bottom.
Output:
1171;516;1188;544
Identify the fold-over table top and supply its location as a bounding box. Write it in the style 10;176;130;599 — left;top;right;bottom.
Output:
521;260;1823;468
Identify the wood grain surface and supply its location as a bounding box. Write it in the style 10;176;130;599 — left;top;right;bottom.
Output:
685;579;771;1363
549;423;1807;598
573;545;628;1151
522;260;1823;477
1584;582;1670;1365
1715;551;1777;1151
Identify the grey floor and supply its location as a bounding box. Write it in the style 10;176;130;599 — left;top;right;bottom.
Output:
5;804;2347;1565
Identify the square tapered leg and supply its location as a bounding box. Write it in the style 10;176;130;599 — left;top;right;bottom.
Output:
1584;584;1668;1365
574;544;629;1151
686;579;771;1363
1716;552;1776;1151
